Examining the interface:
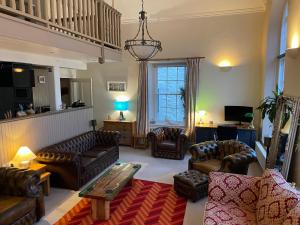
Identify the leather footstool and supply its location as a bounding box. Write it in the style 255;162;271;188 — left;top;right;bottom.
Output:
173;170;208;202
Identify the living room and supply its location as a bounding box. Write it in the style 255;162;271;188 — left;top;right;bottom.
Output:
0;0;300;225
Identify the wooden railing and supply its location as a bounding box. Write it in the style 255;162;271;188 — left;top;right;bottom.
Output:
0;0;121;50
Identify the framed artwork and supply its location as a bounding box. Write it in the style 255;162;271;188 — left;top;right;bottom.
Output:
39;76;46;84
107;81;127;92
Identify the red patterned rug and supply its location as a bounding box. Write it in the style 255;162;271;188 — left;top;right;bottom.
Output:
54;179;187;225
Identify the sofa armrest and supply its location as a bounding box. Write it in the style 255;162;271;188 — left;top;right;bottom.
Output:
96;130;120;146
208;172;261;211
36;150;80;165
0;167;41;197
221;149;257;174
189;141;218;160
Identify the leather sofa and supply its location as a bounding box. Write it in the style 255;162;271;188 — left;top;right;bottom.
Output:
148;127;189;160
189;140;256;175
0;167;45;225
36;130;120;190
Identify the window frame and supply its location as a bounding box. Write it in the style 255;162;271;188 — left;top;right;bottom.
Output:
277;3;288;93
148;62;187;127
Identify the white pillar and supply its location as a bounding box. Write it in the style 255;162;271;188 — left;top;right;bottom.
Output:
48;66;62;111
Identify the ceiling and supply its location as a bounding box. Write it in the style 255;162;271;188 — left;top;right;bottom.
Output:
106;0;267;24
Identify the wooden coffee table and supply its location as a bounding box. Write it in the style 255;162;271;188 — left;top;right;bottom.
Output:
79;163;141;220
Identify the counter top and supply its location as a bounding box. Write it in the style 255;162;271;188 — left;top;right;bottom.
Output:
0;106;93;124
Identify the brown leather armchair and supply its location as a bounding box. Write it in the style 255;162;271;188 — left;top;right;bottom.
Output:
148;127;189;160
0;167;45;225
188;140;257;175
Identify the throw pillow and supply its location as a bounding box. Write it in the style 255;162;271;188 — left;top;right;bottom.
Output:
256;169;299;225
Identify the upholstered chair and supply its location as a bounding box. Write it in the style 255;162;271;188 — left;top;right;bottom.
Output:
188;140;257;175
148;127;189;160
0;167;45;225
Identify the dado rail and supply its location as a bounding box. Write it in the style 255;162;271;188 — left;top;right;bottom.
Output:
0;0;121;50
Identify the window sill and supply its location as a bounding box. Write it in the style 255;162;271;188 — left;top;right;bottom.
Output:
150;122;185;129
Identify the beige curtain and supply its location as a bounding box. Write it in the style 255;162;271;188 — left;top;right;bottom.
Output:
185;58;201;138
136;61;149;136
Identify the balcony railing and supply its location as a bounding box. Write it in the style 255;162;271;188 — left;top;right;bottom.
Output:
0;0;121;50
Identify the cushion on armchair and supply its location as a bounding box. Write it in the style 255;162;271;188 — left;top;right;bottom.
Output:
192;159;222;174
256;169;299;225
157;140;176;151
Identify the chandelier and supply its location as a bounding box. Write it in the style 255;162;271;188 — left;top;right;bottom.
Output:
124;0;162;61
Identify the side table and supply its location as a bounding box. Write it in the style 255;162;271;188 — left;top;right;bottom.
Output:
133;135;148;149
29;163;51;196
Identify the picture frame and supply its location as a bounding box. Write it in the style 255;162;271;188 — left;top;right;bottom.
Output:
39;76;46;84
107;81;127;92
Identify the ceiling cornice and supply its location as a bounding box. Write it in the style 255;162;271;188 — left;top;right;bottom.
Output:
121;6;266;24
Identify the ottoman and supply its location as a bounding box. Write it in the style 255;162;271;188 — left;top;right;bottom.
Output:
173;170;208;202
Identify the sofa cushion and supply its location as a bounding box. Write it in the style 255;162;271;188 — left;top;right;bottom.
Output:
157;140;176;151
0;195;36;225
204;201;257;225
283;202;300;225
81;157;97;168
192;159;221;174
256;169;299;225
82;149;106;158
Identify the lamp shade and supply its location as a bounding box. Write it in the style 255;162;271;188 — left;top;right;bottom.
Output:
13;146;36;162
114;101;129;111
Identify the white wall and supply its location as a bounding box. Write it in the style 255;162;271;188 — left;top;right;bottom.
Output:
79;12;264;128
77;59;138;126
0;107;93;166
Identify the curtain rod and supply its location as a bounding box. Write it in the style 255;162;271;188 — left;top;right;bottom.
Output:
149;57;205;62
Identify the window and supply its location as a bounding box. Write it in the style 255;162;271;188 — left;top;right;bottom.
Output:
278;4;288;93
149;63;186;125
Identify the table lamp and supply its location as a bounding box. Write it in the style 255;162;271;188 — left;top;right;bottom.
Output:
13;146;36;169
198;110;206;124
114;100;129;121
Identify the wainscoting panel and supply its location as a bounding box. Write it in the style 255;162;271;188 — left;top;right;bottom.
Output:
0;107;93;166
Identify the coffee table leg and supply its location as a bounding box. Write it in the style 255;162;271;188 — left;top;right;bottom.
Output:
91;199;110;220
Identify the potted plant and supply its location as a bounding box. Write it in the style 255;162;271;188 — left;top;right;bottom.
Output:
257;88;292;129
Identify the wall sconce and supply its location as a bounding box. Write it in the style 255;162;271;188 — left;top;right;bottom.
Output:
12;146;36;169
287;34;300;58
218;60;232;72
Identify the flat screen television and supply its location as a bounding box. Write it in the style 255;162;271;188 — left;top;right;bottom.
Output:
224;106;253;123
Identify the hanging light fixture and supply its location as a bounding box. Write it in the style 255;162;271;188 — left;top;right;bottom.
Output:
124;0;162;61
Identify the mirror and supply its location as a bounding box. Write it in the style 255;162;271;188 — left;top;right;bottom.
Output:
267;95;300;179
60;78;93;108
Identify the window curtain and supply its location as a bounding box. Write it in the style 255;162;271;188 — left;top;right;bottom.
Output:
136;61;149;136
185;58;201;139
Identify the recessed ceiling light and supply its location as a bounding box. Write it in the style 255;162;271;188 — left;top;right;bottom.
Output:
14;68;24;73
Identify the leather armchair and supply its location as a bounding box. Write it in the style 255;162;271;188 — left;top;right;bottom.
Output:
0;167;45;225
36;130;120;190
148;127;189;160
189;140;257;175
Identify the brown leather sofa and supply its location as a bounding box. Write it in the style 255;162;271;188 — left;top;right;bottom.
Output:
0;167;45;225
189;140;257;175
148;127;189;160
36;130;120;190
